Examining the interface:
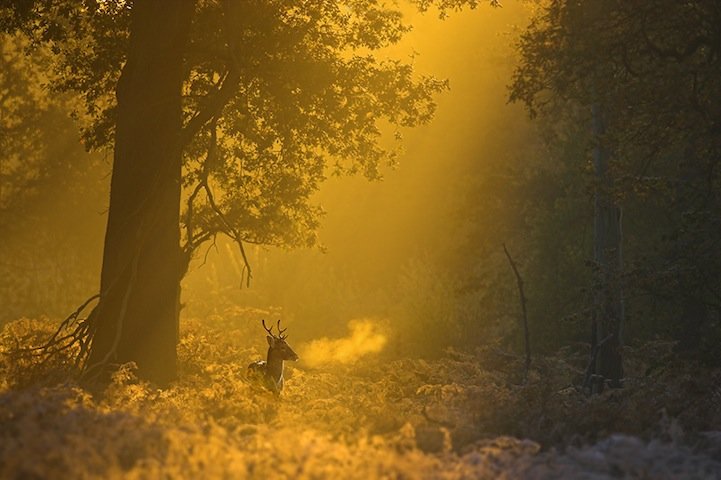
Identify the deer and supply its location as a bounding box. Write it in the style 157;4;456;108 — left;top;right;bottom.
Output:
247;319;299;394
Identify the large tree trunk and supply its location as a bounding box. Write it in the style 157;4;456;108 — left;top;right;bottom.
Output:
591;103;624;393
85;1;194;385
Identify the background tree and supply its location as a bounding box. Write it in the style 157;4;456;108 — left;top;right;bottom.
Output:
0;33;107;323
510;0;721;372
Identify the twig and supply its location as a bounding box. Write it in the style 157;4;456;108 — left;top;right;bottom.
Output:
3;294;100;368
43;294;100;347
503;243;531;383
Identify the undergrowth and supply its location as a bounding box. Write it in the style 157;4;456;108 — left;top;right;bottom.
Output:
1;314;720;479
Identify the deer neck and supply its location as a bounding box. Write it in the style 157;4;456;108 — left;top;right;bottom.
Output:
266;347;284;382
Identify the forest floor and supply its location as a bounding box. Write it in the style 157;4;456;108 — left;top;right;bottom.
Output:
1;314;720;479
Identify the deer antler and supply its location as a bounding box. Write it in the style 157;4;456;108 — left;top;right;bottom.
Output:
262;319;274;336
277;319;288;339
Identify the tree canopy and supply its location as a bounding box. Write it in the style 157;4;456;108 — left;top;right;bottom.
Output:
510;0;721;360
1;0;462;273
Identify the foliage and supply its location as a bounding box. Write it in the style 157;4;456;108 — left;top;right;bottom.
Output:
508;0;721;360
392;256;465;356
0;33;107;324
0;0;459;264
1;316;720;478
0;33;49;211
433;92;597;356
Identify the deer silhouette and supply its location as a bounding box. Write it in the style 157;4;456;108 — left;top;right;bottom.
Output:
248;319;299;394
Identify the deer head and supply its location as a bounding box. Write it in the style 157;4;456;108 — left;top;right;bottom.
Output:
262;319;299;362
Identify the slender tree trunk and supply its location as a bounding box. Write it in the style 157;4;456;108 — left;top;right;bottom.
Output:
591;103;624;393
85;1;194;385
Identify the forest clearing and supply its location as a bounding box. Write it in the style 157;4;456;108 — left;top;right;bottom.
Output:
1;0;721;478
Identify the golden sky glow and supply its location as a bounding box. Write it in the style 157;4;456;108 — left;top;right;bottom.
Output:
181;1;534;357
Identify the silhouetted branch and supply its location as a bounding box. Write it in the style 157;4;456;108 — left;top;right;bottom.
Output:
203;182;252;288
182;118;252;287
503;243;531;383
42;293;99;347
3;293;100;371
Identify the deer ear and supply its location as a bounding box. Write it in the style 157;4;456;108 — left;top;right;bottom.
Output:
266;335;274;346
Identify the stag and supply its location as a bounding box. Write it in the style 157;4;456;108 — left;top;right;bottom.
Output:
248;319;299;394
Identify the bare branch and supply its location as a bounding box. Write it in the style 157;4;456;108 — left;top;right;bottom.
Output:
181;118;252;287
202;181;253;287
503;243;531;383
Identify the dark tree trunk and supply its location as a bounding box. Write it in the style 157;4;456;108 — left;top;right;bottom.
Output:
85;1;194;385
591;103;624;393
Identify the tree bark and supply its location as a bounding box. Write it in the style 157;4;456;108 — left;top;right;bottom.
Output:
85;1;194;385
591;103;624;393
